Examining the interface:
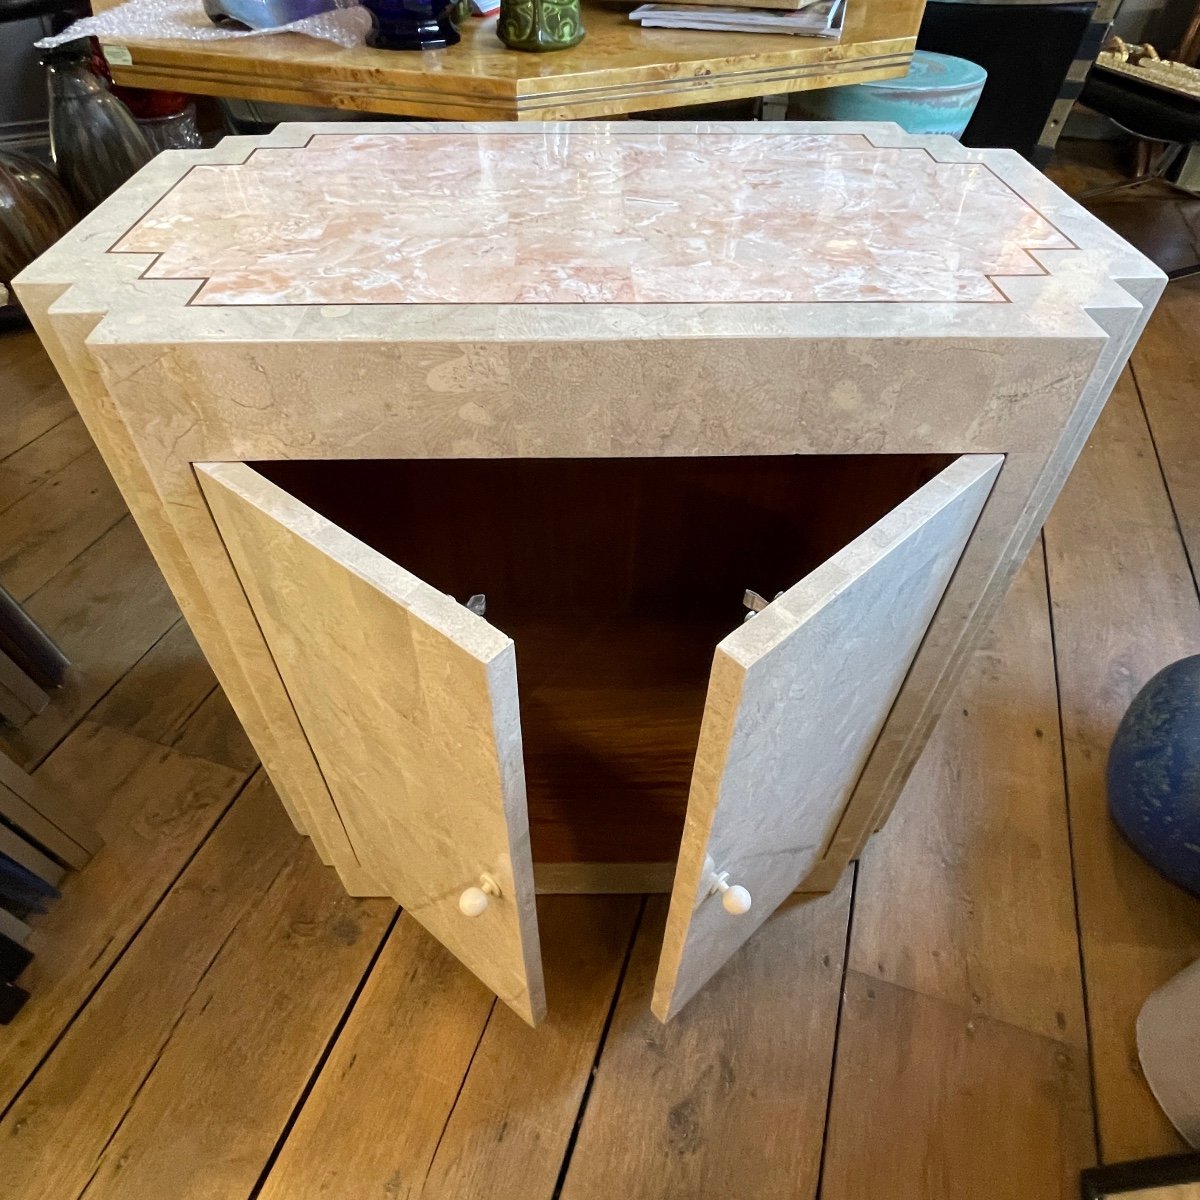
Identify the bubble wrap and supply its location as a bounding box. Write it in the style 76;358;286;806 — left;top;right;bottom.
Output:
35;0;372;51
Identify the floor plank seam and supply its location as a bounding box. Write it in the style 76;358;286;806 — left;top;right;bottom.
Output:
71;913;248;1200
551;894;647;1200
0;442;95;499
1129;357;1200;604
813;861;858;1200
165;683;224;751
422;994;499;1188
0;411;76;468
246;903;402;1200
72;1061;159;1200
9;509;131;609
0;427;92;519
1039;533;1104;1165
0;767;260;1123
21;616;193;775
85;935;116;974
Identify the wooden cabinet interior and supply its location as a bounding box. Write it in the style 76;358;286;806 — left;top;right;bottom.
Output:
252;452;956;869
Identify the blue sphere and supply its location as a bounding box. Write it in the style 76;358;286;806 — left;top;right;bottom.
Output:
1107;654;1200;897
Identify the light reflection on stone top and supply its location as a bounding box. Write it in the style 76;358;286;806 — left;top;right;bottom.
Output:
111;130;1075;306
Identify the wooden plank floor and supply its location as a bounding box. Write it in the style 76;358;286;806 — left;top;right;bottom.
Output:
2;280;1199;1199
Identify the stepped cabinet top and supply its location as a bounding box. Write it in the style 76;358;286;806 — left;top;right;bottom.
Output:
18;121;1159;357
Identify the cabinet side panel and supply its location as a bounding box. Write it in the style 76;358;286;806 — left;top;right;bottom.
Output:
814;282;1163;886
20;292;380;891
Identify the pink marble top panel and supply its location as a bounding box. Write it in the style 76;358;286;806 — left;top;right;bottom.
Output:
111;130;1075;306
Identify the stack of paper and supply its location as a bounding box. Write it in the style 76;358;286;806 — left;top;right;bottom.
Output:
630;0;843;36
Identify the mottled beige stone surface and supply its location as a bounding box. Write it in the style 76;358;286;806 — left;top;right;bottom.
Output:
653;455;1000;1020
197;462;545;1025
14;121;1165;1023
111;130;1074;306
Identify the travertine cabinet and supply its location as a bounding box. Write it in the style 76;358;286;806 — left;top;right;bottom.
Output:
17;123;1161;1026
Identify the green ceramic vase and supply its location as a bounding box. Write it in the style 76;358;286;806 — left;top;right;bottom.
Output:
497;0;584;51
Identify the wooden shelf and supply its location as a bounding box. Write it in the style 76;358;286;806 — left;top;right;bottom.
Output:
93;0;921;119
516;616;718;864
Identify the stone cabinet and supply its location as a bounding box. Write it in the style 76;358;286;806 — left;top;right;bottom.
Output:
16;122;1163;1026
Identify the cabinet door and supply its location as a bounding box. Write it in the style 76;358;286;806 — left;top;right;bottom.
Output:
653;454;1002;1022
196;463;545;1025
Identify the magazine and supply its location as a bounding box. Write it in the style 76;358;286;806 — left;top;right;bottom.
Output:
630;0;844;36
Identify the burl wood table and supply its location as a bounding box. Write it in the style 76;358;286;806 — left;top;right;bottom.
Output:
16;122;1162;1026
90;0;921;120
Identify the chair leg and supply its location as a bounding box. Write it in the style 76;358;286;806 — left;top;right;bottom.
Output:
1077;142;1185;200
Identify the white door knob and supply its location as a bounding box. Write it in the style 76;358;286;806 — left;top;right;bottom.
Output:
721;884;752;915
459;872;501;917
704;861;752;916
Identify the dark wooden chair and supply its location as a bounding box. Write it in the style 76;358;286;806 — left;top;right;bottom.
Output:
1077;64;1200;279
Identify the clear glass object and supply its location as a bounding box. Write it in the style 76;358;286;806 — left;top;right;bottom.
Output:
137;103;204;153
45;41;155;214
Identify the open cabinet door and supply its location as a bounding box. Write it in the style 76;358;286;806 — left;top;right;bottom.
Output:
196;463;545;1026
652;454;1003;1022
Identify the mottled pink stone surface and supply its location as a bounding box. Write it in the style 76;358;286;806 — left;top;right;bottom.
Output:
111;130;1075;306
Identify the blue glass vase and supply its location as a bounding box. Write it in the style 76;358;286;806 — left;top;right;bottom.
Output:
363;0;460;49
